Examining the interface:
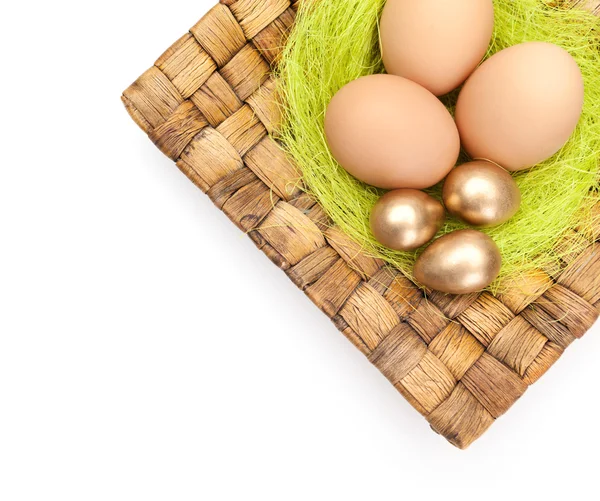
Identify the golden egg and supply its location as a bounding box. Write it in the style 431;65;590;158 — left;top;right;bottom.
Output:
370;189;445;251
442;161;521;227
413;229;502;294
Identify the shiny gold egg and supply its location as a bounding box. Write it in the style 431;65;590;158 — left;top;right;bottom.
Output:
370;189;445;251
442;160;521;227
413;229;502;294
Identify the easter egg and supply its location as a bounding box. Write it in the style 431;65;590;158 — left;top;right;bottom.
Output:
324;74;460;189
370;189;445;251
413;229;502;294
455;42;584;171
380;0;494;96
443;161;521;227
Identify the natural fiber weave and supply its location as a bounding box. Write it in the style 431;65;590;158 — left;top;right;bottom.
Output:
122;0;600;449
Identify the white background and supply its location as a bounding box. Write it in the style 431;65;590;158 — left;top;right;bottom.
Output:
1;1;599;499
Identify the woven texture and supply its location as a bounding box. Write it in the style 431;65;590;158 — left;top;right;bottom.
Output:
122;0;600;449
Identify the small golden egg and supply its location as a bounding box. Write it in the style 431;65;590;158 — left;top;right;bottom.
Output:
442;160;521;227
370;189;445;251
413;229;502;294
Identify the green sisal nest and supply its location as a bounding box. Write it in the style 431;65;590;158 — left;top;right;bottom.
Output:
278;0;600;292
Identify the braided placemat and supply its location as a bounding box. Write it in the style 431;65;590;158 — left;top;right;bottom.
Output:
122;0;600;448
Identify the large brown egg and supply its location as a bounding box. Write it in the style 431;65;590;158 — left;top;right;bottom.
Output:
443;161;521;227
324;74;460;189
413;229;501;294
380;0;494;96
370;189;444;251
455;42;584;171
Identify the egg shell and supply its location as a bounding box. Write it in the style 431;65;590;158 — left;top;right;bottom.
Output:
455;42;584;171
324;74;460;190
413;229;502;294
380;0;494;96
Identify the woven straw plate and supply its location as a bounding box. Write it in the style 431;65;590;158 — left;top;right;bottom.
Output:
122;0;600;448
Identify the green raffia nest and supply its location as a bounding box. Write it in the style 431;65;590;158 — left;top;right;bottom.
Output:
278;0;600;292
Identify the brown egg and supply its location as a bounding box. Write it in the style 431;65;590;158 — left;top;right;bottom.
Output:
455;42;584;171
413;229;502;294
380;0;494;96
324;74;460;189
370;189;445;251
443;161;521;227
